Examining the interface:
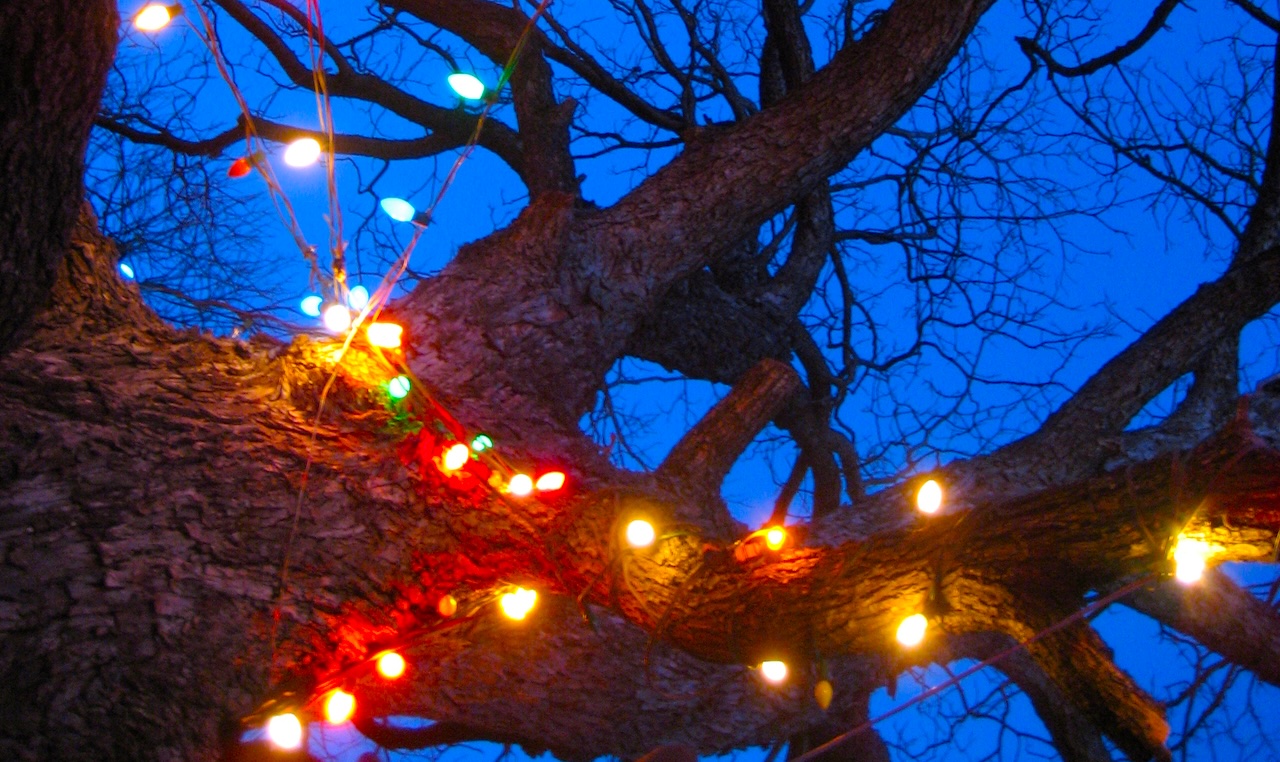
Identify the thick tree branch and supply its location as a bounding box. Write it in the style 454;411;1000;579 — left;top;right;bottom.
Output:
1016;0;1182;78
1127;569;1280;687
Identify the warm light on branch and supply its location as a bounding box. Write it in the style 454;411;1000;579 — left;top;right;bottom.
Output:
1173;536;1211;584
500;587;537;620
760;660;788;684
376;652;406;679
442;443;470;472
916;479;943;515
284;137;322;167
447;72;486;100
896;614;928;647
266;712;303;749
507;474;533;496
437;594;458;618
323;690;355;725
366;322;403;349
535;471;566;492
764;526;786;551
625;519;655;548
322;304;352;333
134;4;180;31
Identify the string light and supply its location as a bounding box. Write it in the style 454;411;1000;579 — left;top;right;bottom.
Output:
387;375;411;399
1173;535;1210;584
323;690;355;725
134;3;180;31
347;285;370;311
507;474;534;496
916;479;943;515
119;262;136;280
814;679;833;710
380;197;416;223
366;322;403;349
322;304;352;333
300;295;323;317
376;651;406;679
500;587;537;620
896;613;928;647
284;137;322;167
471;434;494;452
535;471;566;492
437;594;458;618
447;72;486;100
764;526;786;551
760;660;788;683
228;157;252;178
265;712;304;750
625;519;656;548
442;443;470;472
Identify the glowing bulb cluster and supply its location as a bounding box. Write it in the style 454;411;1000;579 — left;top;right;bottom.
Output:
916;479;943;514
896;613;928;647
500;587;537;620
1173;536;1211;584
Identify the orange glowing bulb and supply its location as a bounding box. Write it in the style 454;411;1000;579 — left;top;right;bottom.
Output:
760;660;788;684
376;651;406;679
896;614;928;647
442;443;470;472
324;690;355;725
507;473;533;496
500;587;537;620
437;594;458;618
535;471;566;491
625;519;656;548
764;526;786;550
916;479;943;514
134;4;176;31
366;322;402;348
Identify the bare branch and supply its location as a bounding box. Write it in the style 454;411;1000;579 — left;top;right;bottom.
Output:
1016;0;1183;78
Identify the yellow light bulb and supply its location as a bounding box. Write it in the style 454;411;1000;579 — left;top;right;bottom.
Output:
284;137;322;167
764;526;786;551
896;613;928;647
916;479;943;514
535;471;566;491
322;304;352;333
760;660;788;684
500;587;537;620
366;322;403;348
814;679;833;710
507;473;533;496
376;651;406;679
266;712;303;750
437;594;458;618
1173;536;1210;584
134;4;175;31
625;519;656;548
442;443;470;472
324;690;355;725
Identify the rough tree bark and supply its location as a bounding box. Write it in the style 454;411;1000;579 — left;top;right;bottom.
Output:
4;2;1280;762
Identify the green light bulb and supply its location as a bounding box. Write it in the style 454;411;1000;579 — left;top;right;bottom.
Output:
388;375;411;399
471;433;494;452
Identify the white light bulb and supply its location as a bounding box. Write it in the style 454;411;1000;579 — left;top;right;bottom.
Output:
266;713;303;750
283;137;322;167
134;4;174;31
347;285;370;311
896;614;928;647
625;519;655;548
916;479;943;514
760;660;788;684
322;304;352;333
379;197;416;223
300;295;323;317
447;72;486;100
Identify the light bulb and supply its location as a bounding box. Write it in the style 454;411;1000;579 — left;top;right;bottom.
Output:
347;285;370;311
447;72;486;100
437;594;458;618
380;197;416;223
625;519;656;548
916;479;943;514
764;526;786;551
471;434;494;452
134;4;176;31
1173;536;1210;584
507;474;533;496
500;587;537;620
324;690;355;725
266;712;303;750
322;304;352;333
760;660;788;684
535;471;566;491
119;262;136;280
442;443;470;472
376;651;406;679
387;375;411;399
300;295;323;317
284;137;322;167
366;322;403;348
896;613;928;647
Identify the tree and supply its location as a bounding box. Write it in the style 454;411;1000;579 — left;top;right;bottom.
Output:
3;1;1280;761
